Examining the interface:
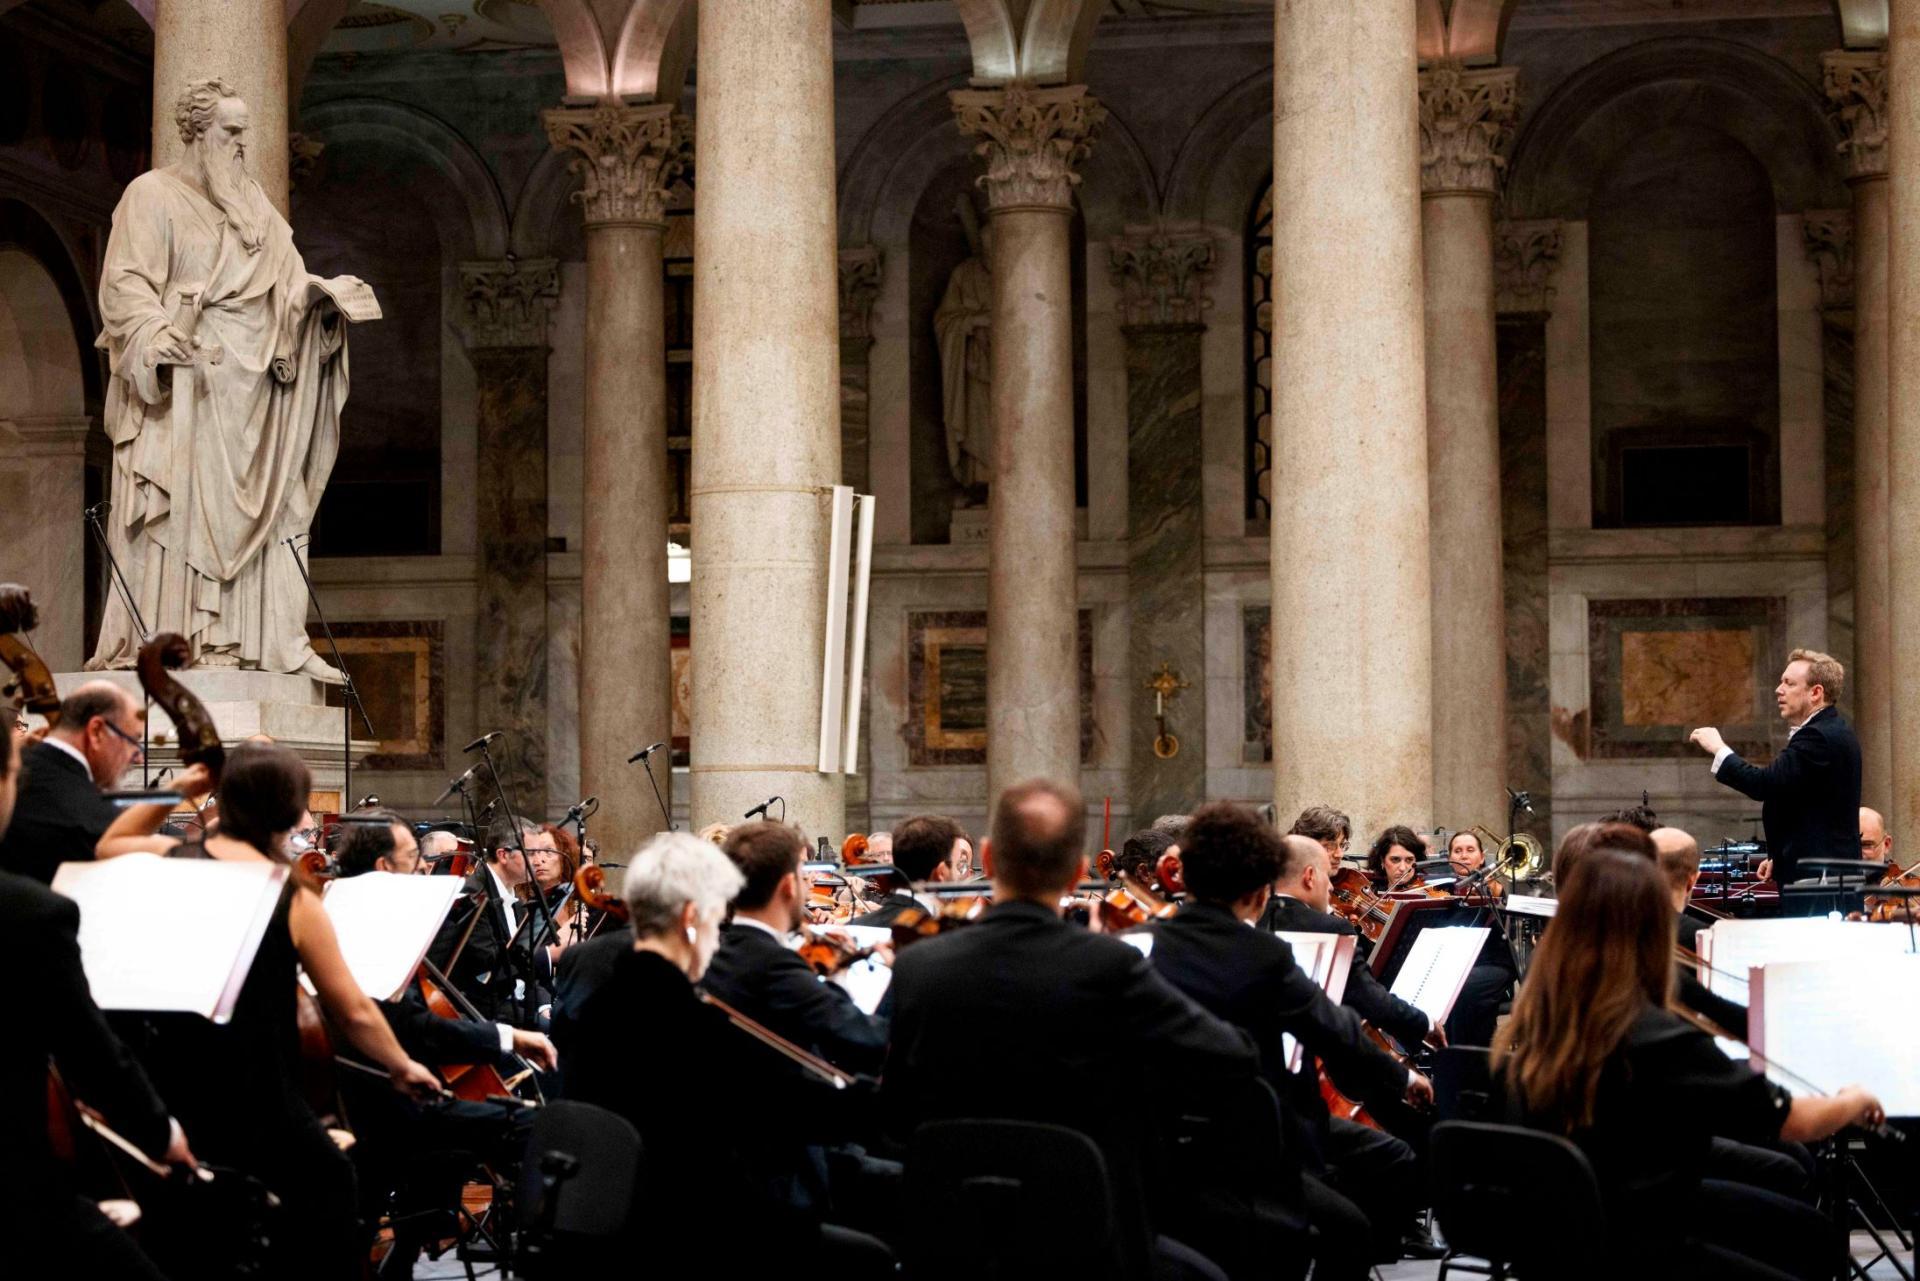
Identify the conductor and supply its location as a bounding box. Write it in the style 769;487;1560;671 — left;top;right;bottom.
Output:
1688;648;1861;885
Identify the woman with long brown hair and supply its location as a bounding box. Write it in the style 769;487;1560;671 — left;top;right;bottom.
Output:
1496;848;1882;1279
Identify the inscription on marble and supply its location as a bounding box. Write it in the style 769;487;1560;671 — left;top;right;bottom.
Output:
307;620;444;770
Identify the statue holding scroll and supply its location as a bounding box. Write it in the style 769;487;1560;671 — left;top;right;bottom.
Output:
87;78;379;682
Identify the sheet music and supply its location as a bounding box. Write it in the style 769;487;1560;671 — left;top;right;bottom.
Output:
321;872;463;1000
1751;956;1920;1117
1698;918;1914;1002
1275;931;1359;1074
1386;926;1489;1027
1504;894;1557;918
830;957;893;1016
53;854;287;1023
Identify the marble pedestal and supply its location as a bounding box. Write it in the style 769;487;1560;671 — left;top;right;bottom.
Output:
54;669;376;810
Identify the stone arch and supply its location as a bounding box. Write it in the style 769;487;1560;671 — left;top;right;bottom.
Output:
951;0;1101;85
510;145;588;263
541;0;693;102
297;97;509;259
0;199;100;410
0;246;85;419
1504;36;1846;219
1162;66;1272;230
1075;107;1157;240
1416;0;1520;63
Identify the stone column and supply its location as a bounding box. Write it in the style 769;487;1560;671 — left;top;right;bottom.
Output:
151;0;290;213
1111;229;1214;824
1825;51;1892;811
690;0;844;836
1889;2;1920;855
544;103;691;856
839;248;882;495
1420;60;1519;830
951;83;1105;810
0;417;91;671
459;258;559;816
1270;4;1432;837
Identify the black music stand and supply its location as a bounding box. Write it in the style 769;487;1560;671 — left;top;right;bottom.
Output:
1368;897;1488;984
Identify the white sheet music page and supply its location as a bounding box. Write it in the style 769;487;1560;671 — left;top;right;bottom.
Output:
825;925;896;1015
1698;918;1914;1003
1387;926;1490;1027
52;854;287;1023
1751;955;1920;1117
1274;931;1359;1073
321;872;464;1000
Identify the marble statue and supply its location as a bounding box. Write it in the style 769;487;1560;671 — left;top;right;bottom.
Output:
934;198;993;505
87;78;378;682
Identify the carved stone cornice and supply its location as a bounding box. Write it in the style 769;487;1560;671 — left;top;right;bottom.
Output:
1803;209;1855;313
542;102;693;229
838;247;882;343
1822;50;1887;182
1109;229;1215;329
459;257;560;349
950;83;1105;212
1418;60;1519;197
1494;219;1563;315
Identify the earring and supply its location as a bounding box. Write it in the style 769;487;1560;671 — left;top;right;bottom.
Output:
685;926;696;945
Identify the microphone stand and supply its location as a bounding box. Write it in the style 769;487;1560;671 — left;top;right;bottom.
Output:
285;536;376;812
476;734;558;1030
85;502;154;788
634;747;673;831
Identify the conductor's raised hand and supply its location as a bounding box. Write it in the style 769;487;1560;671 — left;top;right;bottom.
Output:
1688;727;1727;756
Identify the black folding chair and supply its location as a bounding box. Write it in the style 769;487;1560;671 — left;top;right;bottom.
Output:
1153;1076;1312;1281
1431;1120;1607;1281
1434;1045;1495;1122
515;1100;641;1276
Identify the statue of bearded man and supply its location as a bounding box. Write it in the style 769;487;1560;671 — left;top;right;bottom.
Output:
86;78;378;681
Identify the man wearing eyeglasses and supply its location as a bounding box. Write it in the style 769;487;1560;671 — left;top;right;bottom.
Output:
0;682;148;884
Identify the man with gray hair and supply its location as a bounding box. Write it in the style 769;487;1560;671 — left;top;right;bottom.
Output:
425;814;559;1025
88;77;378;680
0;682;147;883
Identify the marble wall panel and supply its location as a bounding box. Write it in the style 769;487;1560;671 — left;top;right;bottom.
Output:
308;620;444;770
1587;596;1786;761
1500;315;1553;837
904;607;1094;768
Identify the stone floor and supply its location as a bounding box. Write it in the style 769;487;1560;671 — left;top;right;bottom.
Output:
416;1231;1914;1278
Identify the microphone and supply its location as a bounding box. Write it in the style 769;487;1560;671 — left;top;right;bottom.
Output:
627;741;667;764
432;763;481;806
564;795;599;820
479;798;498;826
85;500;112;520
464;731;503;754
743;795;781;820
1506;787;1535;815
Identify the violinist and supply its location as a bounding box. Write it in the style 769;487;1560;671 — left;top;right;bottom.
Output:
849;814;970;928
0;682;145;884
1495;848;1880;1280
1431;829;1519;1047
1445;829;1505;900
104;744;441;1281
1859;805;1892;863
703;821;889;1077
1289;804;1353;863
0;709;195;1279
1143;804;1434;1279
1112;826;1175;894
553;831;893;1273
1365;825;1426;893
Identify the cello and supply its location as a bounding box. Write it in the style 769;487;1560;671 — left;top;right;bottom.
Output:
0;583;61;732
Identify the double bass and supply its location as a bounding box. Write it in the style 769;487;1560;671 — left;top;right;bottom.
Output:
0;584;61;731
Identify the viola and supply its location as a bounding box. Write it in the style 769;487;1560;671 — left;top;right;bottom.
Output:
795;926;881;977
0;584;60;731
1327;866;1397;942
1094;881;1176;932
889;899;986;952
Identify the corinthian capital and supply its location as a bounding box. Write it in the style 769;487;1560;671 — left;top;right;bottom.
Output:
1418;60;1519;197
543;102;693;228
1494;219;1562;315
1109;228;1215;328
459;257;560;349
1822;50;1887;181
950;83;1105;212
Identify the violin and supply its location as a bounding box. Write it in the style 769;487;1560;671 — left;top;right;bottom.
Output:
1328;866;1397;942
795;926;882;977
0;584;60;731
1862;857;1920;923
889;899;986;952
1095;882;1176;931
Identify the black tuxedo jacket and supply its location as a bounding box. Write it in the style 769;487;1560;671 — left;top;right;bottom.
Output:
1714;706;1862;884
1258;894;1430;1051
848;890;920;929
0;741;116;884
700;922;890;1075
1144;902;1409;1163
377;981;503;1066
426;865;547;1024
1;871;173;1212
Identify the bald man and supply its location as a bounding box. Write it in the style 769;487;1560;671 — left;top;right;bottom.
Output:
1858;807;1892;865
0;682;146;883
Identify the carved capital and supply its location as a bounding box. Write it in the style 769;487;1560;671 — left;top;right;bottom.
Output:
1823;50;1887;181
1494;219;1563;315
459;258;560;349
1419;60;1519;197
1109;228;1215;328
950;83;1105;212
1803;209;1855;312
288;132;325;189
838;247;882;343
543;102;693;229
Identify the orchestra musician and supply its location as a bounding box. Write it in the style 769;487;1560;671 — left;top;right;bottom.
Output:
1495;847;1880;1280
0;712;197;1279
1445;829;1506;899
1689;649;1862;885
1365;825;1424;892
881;778;1260;1278
424;815;561;1025
103;743;442;1280
1859;805;1892;863
848;813;971;927
1111;825;1175;894
1289;804;1354;863
1143;803;1435;1278
553;830;893;1273
0;682;147;884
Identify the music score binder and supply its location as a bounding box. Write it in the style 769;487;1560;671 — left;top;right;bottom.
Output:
321;871;464;1001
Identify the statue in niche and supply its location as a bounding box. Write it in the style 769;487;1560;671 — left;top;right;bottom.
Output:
935;196;994;507
87;78;379;681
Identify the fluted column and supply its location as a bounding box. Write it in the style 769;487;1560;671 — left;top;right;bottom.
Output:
1826;51;1892;812
1889;6;1920;855
690;1;844;836
151;1;289;213
1271;4;1432;837
951;83;1105;810
1421;60;1518;830
545;102;691;854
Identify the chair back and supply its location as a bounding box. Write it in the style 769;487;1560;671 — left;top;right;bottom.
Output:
1434;1045;1495;1121
517;1099;642;1268
1431;1120;1607;1278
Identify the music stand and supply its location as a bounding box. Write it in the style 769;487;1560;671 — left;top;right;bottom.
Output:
1368;897;1487;984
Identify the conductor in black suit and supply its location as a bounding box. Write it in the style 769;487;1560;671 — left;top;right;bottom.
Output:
0;682;147;884
1690;648;1862;885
